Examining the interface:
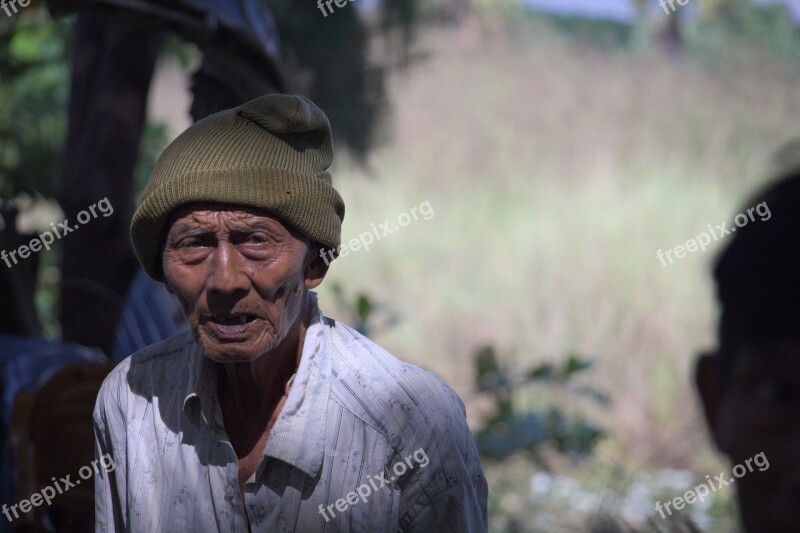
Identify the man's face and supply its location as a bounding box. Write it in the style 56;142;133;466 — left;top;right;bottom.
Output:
696;339;800;532
162;204;323;363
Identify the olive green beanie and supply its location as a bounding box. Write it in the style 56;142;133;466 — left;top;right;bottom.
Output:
131;94;345;280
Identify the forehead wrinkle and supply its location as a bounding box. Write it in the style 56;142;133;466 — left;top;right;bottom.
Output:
173;209;282;232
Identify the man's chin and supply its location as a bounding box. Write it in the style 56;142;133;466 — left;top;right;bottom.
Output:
196;331;274;363
204;351;263;364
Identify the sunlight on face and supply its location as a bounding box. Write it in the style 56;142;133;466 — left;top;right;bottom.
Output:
162;204;312;363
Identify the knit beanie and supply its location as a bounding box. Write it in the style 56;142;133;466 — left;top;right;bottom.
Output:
131;94;345;280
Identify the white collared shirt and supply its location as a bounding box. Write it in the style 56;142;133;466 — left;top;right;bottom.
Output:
93;295;487;532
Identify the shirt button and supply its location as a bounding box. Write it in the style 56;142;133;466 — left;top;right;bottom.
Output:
224;485;234;502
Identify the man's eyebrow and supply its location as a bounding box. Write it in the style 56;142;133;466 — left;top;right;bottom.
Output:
169;226;210;239
229;224;277;232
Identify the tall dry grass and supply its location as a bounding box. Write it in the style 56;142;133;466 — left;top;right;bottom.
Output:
318;15;800;480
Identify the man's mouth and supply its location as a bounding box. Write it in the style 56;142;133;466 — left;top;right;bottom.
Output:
206;313;258;337
210;313;257;326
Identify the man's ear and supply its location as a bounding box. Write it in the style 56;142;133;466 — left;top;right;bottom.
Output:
304;244;330;289
694;352;725;450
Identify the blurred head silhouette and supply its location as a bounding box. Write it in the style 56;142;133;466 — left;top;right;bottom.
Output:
695;140;800;532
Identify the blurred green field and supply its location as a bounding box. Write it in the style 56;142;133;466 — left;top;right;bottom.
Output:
315;13;800;530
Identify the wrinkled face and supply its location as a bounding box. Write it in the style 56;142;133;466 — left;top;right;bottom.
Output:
697;339;800;532
162;203;323;363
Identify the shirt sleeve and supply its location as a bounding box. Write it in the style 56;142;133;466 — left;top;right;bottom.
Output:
398;382;489;533
93;369;128;533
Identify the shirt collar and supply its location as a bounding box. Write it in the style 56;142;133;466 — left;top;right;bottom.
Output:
183;336;219;432
263;294;330;478
182;292;331;479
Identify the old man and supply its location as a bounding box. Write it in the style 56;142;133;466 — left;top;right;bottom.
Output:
93;94;487;532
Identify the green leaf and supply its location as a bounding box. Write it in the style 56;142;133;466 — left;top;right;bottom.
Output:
475;346;499;377
571;385;612;406
9;25;65;63
526;363;555;381
356;294;372;319
562;355;593;376
475;346;506;391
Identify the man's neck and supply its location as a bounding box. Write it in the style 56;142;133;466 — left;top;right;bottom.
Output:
217;296;311;417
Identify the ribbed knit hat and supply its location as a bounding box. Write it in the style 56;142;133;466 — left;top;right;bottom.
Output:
131;94;345;280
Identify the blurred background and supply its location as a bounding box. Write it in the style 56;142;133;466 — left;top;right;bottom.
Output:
1;0;800;531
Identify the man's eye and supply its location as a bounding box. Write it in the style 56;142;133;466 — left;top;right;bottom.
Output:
236;233;269;245
176;235;213;248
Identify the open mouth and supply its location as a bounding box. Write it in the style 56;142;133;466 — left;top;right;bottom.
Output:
206;313;258;338
210;314;257;326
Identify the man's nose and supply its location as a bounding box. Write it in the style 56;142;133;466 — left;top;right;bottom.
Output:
207;241;249;294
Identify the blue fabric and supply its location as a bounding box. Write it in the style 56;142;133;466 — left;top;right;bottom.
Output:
0;269;184;530
0;336;105;531
111;269;187;362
